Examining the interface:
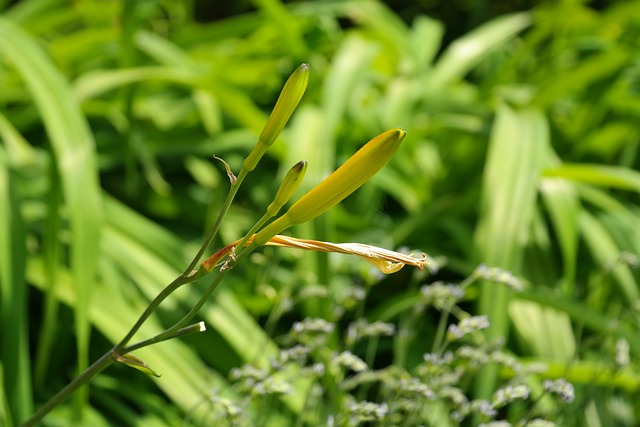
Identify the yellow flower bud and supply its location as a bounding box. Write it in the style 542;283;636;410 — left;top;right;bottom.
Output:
267;160;307;217
254;127;406;245
242;63;310;172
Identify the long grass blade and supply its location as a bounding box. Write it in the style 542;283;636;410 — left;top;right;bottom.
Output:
427;12;531;91
580;210;639;304
474;103;548;397
544;163;640;192
34;160;63;386
0;17;102;418
540;178;580;295
0;148;33;425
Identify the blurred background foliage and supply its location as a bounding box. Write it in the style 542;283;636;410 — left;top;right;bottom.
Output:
1;0;640;425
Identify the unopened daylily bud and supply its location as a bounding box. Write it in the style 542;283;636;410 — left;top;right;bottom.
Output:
242;63;310;172
254;127;406;245
267;160;307;217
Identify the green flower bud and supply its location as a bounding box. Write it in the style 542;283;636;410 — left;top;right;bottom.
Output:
254;127;406;245
242;63;310;172
267;160;308;217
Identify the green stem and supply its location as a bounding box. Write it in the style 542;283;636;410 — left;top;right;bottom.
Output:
263;286;291;337
116;168;249;350
115;275;190;349
123;242;259;354
25;167;251;424
20;352;115;427
235;212;271;255
182;168;248;275
432;308;451;355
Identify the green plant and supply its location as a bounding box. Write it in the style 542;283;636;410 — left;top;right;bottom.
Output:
2;0;640;425
195;265;576;426
8;58;430;425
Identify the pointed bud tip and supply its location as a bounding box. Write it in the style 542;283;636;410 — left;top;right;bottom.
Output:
393;127;406;138
243;64;310;172
266;159;309;218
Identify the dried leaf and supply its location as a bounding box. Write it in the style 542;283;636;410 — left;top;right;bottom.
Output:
213;155;236;184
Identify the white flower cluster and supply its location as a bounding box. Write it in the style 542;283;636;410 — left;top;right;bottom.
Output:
332;350;368;373
474;264;525;291
492;384;531;408
542;378;575;404
447;315;490;341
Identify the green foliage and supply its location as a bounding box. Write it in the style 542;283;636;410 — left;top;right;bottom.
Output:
1;0;639;426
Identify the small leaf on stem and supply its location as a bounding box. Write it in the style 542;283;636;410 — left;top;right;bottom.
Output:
213;155;237;184
112;351;161;377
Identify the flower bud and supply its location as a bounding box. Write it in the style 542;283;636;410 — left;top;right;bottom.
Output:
242;63;310;172
254;127;406;245
267;160;307;217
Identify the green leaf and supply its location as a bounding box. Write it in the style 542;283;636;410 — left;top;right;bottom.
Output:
509;300;576;359
544;164;640;193
0;17;102;414
540;178;580;294
0;113;37;166
427;12;531;91
112;351;161;377
533;48;632;109
0;148;33;426
474;103;549;397
580;210;639;304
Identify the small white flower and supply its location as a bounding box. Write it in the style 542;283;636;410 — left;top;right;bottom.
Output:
332;351;368;372
492;384;530;408
542;379;574;404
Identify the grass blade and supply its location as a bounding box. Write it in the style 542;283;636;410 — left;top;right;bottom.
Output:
427;12;531;91
544;163;640;192
0;148;33;425
540;178;580;295
34;162;63;387
474;103;548;397
0;17;102;418
580;210;639;304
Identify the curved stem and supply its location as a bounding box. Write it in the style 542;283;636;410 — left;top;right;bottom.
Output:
122;273;226;353
182;168;248;275
234;212;270;258
123;242;259;354
116;168;249;350
25;167;251;425
20;352;115;427
115;275;189;349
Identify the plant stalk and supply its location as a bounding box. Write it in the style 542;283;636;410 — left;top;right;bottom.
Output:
20;352;114;427
116;168;249;350
25;168;250;425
